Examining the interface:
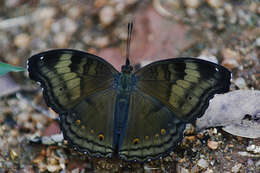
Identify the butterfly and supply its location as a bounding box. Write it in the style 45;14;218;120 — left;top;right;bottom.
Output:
27;22;231;162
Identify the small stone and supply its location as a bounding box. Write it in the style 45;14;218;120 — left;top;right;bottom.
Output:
93;36;109;48
54;32;69;48
180;167;189;173
256;160;260;167
247;145;260;154
94;0;107;8
207;140;218;150
34;7;56;20
231;163;242;173
33;155;45;164
222;59;239;69
198;159;208;169
14;33;31;48
68;6;82;19
255;37;260;47
71;168;80;173
63;18;78;34
184;0;201;8
99;6;116;26
10;149;18;160
234;77;247;89
191;165;200;173
206;0;223;8
46;165;62;172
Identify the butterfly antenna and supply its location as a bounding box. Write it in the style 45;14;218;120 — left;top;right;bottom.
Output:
126;21;133;66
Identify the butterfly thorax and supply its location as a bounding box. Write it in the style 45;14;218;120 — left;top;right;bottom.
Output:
117;72;136;93
114;64;135;93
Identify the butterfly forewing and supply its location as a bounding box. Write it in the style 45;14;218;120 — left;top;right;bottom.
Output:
28;49;119;113
134;58;231;122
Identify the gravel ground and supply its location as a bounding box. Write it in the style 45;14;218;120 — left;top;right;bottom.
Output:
0;0;259;172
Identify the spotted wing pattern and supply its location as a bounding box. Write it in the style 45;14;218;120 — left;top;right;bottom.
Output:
117;58;230;162
119;90;185;162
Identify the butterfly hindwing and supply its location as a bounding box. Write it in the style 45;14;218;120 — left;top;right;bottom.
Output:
118;90;185;162
60;88;117;157
134;58;231;122
27;49;119;113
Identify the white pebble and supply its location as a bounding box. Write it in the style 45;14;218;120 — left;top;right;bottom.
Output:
99;6;115;26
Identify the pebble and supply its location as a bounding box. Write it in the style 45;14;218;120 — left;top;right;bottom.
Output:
206;0;223;8
247;145;260;154
184;0;201;8
223;59;239;69
34;7;56;20
63;18;78;34
207;140;218;150
14;33;31;48
234;77;247;89
197;159;209;169
231;163;242;173
99;6;116;26
255;37;260;47
71;168;80;173
46;165;62;172
191;165;200;173
68;6;82;19
54;32;69;48
93;36;109;48
179;166;189;173
256;160;260;167
10;149;18;160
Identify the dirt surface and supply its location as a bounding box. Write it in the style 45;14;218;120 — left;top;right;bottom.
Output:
0;0;259;172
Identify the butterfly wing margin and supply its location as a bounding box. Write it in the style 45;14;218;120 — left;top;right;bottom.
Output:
27;49;119;114
134;58;231;122
60;88;117;158
118;90;185;162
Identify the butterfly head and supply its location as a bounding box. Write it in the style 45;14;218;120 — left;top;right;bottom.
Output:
121;58;133;74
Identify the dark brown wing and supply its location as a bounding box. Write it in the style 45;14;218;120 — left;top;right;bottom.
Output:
118;90;185;162
134;58;231;122
27;49;119;158
27;49;119;114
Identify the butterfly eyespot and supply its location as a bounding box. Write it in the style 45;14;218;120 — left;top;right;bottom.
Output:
76;120;81;125
84;151;87;154
188;96;192;100
145;136;149;140
133;138;140;145
59;88;63;91
155;134;159;138
98;134;104;141
160;129;166;135
90;129;94;134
